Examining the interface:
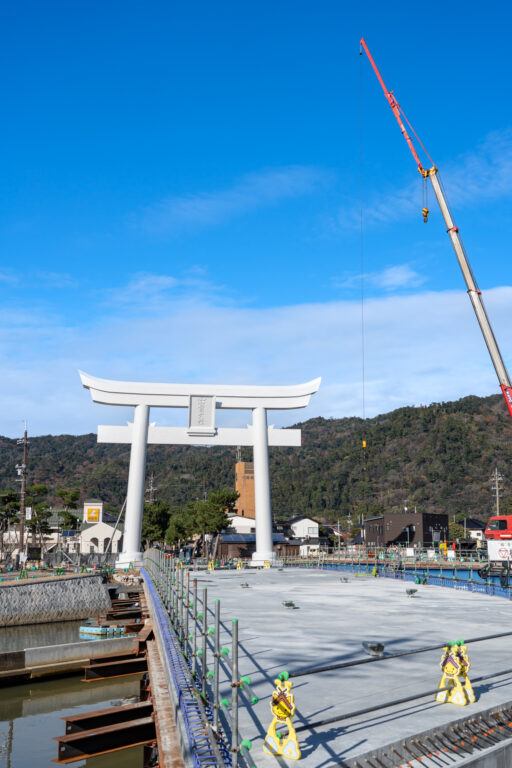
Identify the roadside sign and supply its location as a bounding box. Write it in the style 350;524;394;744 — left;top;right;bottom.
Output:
488;540;512;561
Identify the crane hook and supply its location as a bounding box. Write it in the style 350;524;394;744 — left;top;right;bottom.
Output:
422;207;429;223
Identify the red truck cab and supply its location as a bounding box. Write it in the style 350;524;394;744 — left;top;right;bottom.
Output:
484;515;512;540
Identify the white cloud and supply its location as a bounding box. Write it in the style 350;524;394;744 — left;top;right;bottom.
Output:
335;128;512;230
102;271;228;311
338;264;426;291
139;165;332;235
36;271;79;288
373;265;426;290
104;273;179;305
0;271;18;284
0;285;511;437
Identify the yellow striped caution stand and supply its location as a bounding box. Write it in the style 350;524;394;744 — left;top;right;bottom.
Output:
263;672;301;760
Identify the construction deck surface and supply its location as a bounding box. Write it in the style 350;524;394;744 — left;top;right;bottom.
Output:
190;567;512;767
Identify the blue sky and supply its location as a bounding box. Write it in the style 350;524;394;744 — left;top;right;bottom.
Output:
1;1;512;436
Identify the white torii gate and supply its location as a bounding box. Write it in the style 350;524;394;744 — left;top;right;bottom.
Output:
79;372;320;567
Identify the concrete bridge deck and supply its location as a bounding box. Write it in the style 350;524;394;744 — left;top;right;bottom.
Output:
185;568;512;767
143;563;512;768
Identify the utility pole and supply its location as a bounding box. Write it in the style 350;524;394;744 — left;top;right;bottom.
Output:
490;467;503;516
15;423;28;561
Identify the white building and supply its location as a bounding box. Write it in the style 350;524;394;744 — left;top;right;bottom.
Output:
463;518;487;541
79;500;122;554
1;499;123;561
225;514;256;535
289;515;320;556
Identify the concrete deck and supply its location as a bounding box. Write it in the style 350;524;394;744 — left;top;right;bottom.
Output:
190;567;512;767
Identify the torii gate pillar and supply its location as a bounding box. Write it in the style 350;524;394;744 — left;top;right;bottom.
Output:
253;407;273;562
79;372;320;567
123;404;149;565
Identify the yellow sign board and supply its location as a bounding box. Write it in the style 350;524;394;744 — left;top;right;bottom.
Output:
86;508;100;523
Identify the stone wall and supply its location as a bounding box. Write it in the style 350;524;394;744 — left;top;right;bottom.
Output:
0;575;111;627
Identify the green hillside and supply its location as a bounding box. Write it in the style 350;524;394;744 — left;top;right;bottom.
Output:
0;393;511;523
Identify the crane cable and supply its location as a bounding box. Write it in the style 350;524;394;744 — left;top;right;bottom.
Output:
359;46;368;499
359;48;366;424
395;97;433;223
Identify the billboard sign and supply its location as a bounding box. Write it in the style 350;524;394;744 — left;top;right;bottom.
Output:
488;540;512;562
86;507;100;523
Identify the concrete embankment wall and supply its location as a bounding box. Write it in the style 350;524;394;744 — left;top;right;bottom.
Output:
0;636;137;672
0;636;138;680
0;575;111;627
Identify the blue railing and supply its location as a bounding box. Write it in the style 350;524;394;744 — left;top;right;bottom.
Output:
284;560;512;599
142;567;231;768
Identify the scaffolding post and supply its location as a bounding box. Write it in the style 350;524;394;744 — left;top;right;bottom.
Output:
184;570;190;657
214;599;221;731
231;618;239;768
202;587;208;698
192;578;198;677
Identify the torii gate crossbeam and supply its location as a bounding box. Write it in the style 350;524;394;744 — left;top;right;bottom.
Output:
80;372;320;567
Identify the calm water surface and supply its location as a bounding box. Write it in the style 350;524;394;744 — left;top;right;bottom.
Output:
0;674;143;768
0;619;88;652
0;618;143;768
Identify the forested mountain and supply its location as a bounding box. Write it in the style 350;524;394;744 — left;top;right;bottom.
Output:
0;393;511;523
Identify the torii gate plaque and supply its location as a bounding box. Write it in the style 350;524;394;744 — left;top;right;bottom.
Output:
80;372;320;567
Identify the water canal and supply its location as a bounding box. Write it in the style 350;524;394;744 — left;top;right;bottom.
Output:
0;622;143;768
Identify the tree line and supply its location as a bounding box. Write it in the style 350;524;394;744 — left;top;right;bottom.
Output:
0;392;510;528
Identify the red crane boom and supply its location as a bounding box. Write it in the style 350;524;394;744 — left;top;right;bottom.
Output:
360;38;512;420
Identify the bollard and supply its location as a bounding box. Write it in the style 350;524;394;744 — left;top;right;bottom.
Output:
231;618;239;768
202;587;208;698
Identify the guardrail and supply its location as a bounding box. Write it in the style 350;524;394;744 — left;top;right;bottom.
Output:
177;545;488;572
143;550;257;768
280;559;512;599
